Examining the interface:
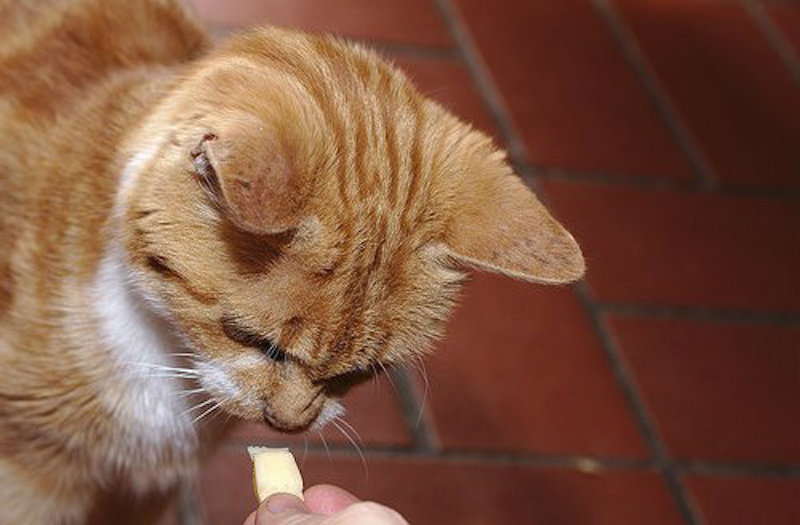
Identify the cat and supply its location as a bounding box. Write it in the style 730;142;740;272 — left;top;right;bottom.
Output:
0;0;585;523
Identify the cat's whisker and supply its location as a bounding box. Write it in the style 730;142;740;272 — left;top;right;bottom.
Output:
412;357;430;428
368;363;380;391
208;402;234;427
166;352;198;359
334;416;364;449
206;401;228;425
124;363;201;382
180;397;216;418
377;361;398;395
317;430;331;464
332;418;368;485
174;387;207;398
140;373;200;381
125;363;200;375
191;400;223;425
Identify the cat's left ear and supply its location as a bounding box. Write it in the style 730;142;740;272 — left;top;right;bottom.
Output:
190;113;303;234
443;170;585;284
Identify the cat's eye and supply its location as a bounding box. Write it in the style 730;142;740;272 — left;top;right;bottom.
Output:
257;339;286;363
221;317;287;363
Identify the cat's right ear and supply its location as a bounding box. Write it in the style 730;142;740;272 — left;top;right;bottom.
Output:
189;113;303;235
441;156;585;284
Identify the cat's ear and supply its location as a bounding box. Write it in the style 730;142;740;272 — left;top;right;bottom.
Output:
190;113;302;234
443;171;585;284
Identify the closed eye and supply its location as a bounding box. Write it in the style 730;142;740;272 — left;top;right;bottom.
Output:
221;316;287;363
257;339;286;363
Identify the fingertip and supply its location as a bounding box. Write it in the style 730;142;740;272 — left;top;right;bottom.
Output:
303;484;361;515
264;493;309;514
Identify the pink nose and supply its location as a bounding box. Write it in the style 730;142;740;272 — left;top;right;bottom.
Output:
262;392;324;431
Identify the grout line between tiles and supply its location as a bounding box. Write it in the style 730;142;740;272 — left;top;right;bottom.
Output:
535;165;800;199
591;0;718;191
741;0;800;85
537;166;704;192
221;441;653;470
600;302;800;327
387;366;441;453
574;282;704;525
431;0;531;171
220;439;800;479
429;0;711;521
679;460;800;479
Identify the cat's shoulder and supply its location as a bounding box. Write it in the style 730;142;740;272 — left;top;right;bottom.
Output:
0;0;208;55
0;0;209;117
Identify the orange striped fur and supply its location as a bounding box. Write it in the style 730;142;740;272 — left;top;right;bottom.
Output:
0;0;583;522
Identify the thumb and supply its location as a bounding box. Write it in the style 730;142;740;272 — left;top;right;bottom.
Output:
252;493;324;525
265;494;310;514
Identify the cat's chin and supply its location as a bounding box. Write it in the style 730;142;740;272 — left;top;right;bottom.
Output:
212;393;343;434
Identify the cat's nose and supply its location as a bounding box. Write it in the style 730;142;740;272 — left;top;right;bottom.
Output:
262;390;324;431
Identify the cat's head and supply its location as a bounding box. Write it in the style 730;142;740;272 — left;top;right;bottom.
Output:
119;28;584;431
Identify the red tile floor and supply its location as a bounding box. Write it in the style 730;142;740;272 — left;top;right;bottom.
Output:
181;1;800;523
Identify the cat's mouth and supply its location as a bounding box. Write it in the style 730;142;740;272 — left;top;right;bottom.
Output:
191;358;362;433
259;372;367;432
260;390;326;432
189;352;375;433
262;396;344;433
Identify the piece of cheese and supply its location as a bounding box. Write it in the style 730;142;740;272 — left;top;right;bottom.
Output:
247;446;304;502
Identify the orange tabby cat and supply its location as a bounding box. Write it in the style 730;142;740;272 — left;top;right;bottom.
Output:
0;0;584;522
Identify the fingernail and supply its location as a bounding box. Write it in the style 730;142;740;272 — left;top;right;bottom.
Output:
266;494;308;514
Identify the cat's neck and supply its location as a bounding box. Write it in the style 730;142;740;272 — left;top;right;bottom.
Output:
86;73;204;482
90;217;201;489
93;243;198;441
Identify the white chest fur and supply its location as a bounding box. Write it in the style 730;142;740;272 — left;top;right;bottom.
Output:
93;245;198;486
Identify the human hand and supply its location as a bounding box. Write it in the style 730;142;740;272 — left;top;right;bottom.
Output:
243;484;409;525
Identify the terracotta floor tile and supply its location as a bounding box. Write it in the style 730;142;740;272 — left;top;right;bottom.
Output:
189;0;451;47
615;0;800;187
199;450;263;523
228;373;411;447
391;57;501;143
685;475;800;525
199;451;684;524
768;4;800;57
424;273;647;457
541;180;800;312
453;0;693;179
609;316;800;463
88;487;178;525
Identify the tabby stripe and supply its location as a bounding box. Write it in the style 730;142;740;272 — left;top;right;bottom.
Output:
306;39;361;215
352;88;369;202
310;327;325;362
370;214;389;275
402;92;425;230
368;65;391;202
380;69;401;208
143;252;216;305
352;56;378;202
